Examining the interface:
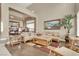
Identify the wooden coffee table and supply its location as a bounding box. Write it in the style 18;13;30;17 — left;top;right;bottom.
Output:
32;35;63;46
33;36;53;46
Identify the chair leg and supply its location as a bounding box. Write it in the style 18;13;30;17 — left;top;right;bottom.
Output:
23;40;26;43
48;50;51;56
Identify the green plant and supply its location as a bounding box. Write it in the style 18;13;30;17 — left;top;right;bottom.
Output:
59;15;74;34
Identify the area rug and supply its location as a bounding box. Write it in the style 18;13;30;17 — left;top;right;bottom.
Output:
50;42;59;48
33;45;50;53
5;43;50;56
5;41;59;56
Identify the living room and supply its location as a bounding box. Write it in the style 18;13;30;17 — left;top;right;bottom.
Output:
0;3;79;56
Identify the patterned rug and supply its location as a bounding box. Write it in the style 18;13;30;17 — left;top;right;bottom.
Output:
33;45;50;53
5;42;60;56
50;42;59;48
5;43;51;56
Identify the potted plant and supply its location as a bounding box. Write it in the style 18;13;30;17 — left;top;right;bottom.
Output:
59;15;74;43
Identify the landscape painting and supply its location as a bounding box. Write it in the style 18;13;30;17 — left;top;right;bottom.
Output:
44;19;61;30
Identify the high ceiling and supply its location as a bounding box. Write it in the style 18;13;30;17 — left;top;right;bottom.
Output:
10;3;32;8
27;3;75;13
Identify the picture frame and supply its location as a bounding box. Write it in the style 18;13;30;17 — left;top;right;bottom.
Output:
44;19;61;30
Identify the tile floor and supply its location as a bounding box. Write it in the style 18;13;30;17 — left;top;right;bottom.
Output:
0;44;11;56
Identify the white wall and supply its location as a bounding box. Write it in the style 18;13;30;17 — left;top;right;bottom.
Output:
9;10;25;28
9;10;26;18
1;4;9;39
28;3;76;36
76;4;79;36
1;3;36;39
0;4;1;37
77;12;79;36
8;3;36;17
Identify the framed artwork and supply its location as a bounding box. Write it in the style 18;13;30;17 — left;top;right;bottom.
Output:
44;19;61;30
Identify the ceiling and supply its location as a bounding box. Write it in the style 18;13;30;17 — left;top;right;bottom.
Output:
27;3;75;13
10;3;32;8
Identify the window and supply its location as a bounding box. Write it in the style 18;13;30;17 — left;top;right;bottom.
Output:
26;20;36;32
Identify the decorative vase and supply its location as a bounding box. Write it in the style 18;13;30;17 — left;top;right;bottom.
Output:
65;33;70;43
